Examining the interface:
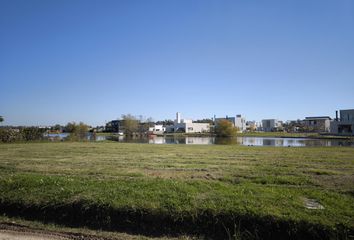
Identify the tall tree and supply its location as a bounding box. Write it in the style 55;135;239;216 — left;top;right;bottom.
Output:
215;119;237;137
0;116;4;123
65;122;88;141
121;114;139;135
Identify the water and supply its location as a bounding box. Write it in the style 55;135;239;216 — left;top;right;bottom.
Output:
44;133;354;147
110;135;354;147
45;133;107;141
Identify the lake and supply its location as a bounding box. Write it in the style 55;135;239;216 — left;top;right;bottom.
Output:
44;133;354;147
109;135;354;147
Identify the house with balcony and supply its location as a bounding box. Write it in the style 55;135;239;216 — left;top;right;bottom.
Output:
303;116;331;132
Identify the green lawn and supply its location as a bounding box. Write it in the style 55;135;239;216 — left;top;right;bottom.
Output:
0;142;353;239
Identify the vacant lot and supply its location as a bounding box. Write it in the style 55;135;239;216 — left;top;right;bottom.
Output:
0;142;353;239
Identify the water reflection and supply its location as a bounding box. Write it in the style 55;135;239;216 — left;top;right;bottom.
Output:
44;133;354;147
112;135;354;147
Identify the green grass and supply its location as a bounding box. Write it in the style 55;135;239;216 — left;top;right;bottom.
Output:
0;142;353;238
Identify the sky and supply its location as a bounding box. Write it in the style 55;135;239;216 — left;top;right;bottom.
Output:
1;0;353;126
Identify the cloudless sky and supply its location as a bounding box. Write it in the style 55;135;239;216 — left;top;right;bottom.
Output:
1;0;353;126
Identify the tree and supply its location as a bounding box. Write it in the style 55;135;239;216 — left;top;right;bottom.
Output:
52;124;62;132
215;119;237;137
0;116;3;123
121;114;139;136
65;122;88;141
65;122;76;133
155;119;174;126
193;118;214;124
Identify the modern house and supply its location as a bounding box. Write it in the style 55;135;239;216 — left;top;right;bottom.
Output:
330;109;354;135
165;112;210;133
261;119;282;132
148;125;166;135
105;120;124;133
303;116;331;132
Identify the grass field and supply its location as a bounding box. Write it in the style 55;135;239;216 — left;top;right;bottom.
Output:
0;142;353;239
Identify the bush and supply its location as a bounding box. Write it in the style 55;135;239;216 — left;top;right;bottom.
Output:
0;128;22;143
20;127;45;141
0;127;45;143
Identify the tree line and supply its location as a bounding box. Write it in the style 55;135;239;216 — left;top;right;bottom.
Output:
0;120;90;143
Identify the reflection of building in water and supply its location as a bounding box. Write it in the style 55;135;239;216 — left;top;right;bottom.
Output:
262;139;276;146
152;136;213;145
148;136;166;144
185;137;213;145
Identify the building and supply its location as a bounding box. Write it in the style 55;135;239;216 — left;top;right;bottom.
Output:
165;113;210;133
261;119;282;132
215;114;246;132
235;115;246;132
330;109;354;135
303;116;331;132
215;116;236;127
148;125;166;135
246;121;260;132
105;120;124;133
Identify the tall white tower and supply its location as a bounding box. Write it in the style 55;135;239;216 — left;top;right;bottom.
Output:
176;112;181;124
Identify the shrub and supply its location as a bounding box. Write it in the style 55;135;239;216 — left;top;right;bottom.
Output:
20;127;45;141
0;128;22;143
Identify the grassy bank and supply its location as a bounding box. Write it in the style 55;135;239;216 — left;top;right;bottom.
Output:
0;142;353;239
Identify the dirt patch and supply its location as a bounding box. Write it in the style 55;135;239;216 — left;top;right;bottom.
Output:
0;223;118;240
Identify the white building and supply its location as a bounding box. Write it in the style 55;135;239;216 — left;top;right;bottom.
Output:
261;119;282;132
235;114;246;132
166;113;210;133
148;125;166;135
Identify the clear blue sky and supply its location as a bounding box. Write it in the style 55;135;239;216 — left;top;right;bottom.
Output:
1;0;353;126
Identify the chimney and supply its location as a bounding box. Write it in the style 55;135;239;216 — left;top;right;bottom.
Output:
176;112;181;124
336;111;338;121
